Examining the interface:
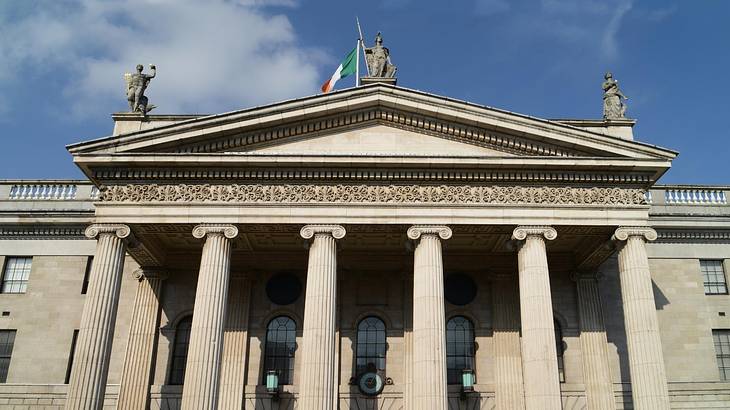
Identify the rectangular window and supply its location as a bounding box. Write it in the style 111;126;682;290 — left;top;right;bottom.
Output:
64;330;79;384
0;330;16;383
1;257;32;294
713;330;730;380
81;257;93;294
702;260;727;295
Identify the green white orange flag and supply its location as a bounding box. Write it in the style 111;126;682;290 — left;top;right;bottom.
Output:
321;47;357;93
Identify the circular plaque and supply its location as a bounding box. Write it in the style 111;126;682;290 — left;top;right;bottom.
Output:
444;273;477;306
266;273;302;305
358;372;384;396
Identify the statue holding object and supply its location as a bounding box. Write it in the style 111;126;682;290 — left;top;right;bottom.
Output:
364;32;397;78
125;64;157;115
602;72;628;120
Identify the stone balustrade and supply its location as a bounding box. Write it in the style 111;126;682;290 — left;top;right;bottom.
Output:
1;181;100;201
648;185;729;205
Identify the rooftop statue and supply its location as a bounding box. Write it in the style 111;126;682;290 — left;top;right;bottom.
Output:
364;32;397;78
602;72;628;120
124;64;157;115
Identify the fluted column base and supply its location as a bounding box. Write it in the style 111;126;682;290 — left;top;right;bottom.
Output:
181;224;239;410
117;268;165;410
614;227;669;409
298;225;346;410
408;225;451;410
512;226;562;410
65;224;130;410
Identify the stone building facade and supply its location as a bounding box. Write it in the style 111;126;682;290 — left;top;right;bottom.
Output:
0;84;729;409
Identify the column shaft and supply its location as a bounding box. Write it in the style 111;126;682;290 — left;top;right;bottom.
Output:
614;227;669;409
181;225;238;410
492;277;526;410
408;225;451;410
575;275;615;410
65;224;130;410
116;271;164;410
513;226;562;410
299;225;345;410
218;277;251;410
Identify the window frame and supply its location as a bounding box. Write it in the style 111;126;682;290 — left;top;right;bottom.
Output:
168;316;193;385
355;316;387;377
1;257;32;294
713;329;730;381
0;330;16;383
262;315;297;385
701;260;728;295
555;319;565;383
446;315;476;385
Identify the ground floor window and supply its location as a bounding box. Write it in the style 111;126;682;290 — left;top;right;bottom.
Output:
446;316;475;384
263;316;297;385
713;329;730;380
0;330;16;383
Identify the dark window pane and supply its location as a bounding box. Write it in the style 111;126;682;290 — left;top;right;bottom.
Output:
446;316;475;384
169;316;192;385
0;330;16;383
713;330;730;381
2;257;32;294
263;316;296;385
355;316;387;375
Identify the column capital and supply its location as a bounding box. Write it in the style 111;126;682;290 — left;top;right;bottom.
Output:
132;267;168;282
300;224;346;240
612;226;657;242
85;224;131;240
406;225;452;241
571;271;603;283
511;225;557;242
192;224;239;239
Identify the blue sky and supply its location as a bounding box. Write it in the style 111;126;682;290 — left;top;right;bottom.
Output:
1;0;728;184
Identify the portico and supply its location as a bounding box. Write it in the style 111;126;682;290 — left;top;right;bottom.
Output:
64;84;676;409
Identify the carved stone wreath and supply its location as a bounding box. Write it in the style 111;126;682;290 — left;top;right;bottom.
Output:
99;184;647;206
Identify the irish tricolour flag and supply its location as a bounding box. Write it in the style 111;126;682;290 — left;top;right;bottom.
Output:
321;47;357;93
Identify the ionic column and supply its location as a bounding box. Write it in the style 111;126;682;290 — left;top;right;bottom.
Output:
512;226;562;410
117;268;166;410
613;227;669;409
218;276;251;410
181;224;239;410
407;225;451;410
574;272;615;410
65;224;131;410
491;273;526;410
298;224;346;410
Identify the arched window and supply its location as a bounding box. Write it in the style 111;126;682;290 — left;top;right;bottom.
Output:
555;319;565;383
169;316;192;385
446;316;475;384
263;316;297;385
355;316;386;375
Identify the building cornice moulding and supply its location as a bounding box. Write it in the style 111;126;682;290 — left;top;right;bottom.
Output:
99;183;647;206
654;229;730;243
0;225;88;240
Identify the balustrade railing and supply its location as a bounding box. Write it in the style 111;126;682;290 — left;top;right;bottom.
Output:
663;188;727;205
2;181;99;201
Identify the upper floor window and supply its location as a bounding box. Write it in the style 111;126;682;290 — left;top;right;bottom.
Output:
168;316;192;385
1;257;32;294
555;320;565;383
355;316;386;376
713;330;730;381
263;316;297;385
446;316;475;384
0;330;16;383
701;260;727;295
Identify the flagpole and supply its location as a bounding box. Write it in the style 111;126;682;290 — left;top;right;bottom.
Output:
356;29;360;87
356;17;369;79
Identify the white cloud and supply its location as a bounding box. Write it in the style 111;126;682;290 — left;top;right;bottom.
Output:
602;1;633;60
0;0;326;118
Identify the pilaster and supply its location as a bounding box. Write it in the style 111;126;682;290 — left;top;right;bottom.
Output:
117;268;166;410
181;224;239;410
491;273;525;410
613;227;669;409
573;272;615;410
407;225;452;410
65;224;131;410
298;224;346;410
511;226;562;410
218;276;252;410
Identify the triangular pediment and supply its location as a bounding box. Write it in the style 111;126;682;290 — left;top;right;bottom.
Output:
225;124;520;157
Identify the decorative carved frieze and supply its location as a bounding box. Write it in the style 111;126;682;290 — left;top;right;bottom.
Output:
100;184;647;206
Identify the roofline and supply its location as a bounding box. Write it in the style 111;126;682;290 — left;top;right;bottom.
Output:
67;84;678;160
